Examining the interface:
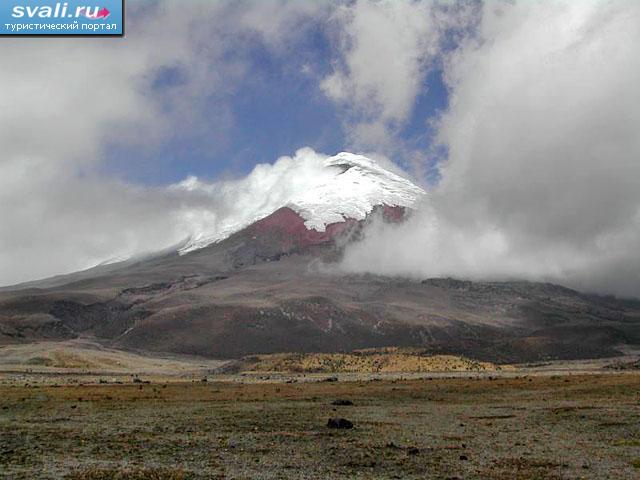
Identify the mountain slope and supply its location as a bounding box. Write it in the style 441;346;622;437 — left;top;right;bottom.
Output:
2;231;639;362
1;153;639;362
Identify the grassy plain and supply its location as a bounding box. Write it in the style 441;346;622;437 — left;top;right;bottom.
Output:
1;371;640;479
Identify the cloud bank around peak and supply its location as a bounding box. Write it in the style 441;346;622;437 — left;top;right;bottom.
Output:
341;0;640;298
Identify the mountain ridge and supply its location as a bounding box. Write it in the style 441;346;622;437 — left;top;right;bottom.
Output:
1;153;639;362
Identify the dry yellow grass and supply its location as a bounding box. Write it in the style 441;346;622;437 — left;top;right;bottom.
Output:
244;348;501;373
0;340;227;383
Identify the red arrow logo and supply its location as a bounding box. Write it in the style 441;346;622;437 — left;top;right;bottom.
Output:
95;7;110;19
86;7;110;19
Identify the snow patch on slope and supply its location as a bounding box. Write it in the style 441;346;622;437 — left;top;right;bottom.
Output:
176;150;425;254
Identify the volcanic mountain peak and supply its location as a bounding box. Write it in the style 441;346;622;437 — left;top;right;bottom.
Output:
178;152;425;254
291;152;425;230
2;151;639;364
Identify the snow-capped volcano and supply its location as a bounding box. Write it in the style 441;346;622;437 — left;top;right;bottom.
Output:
177;151;425;254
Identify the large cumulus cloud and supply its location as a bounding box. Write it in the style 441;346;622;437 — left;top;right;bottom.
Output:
341;0;640;297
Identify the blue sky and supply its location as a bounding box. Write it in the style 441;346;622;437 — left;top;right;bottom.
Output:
102;19;450;187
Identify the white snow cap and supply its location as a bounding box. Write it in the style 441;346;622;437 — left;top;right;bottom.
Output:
177;150;425;254
293;152;425;230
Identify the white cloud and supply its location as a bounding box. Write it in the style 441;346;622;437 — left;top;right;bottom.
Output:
341;0;640;297
321;0;473;150
322;0;437;119
238;0;330;49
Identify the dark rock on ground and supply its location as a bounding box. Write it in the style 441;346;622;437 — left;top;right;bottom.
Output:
327;418;353;429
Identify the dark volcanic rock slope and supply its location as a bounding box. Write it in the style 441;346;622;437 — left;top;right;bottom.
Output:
1;207;640;363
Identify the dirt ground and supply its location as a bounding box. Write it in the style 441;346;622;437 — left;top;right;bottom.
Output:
1;373;640;479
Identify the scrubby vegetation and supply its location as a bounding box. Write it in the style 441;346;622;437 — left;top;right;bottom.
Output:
242;348;500;373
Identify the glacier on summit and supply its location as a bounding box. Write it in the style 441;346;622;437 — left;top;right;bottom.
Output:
175;150;425;254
